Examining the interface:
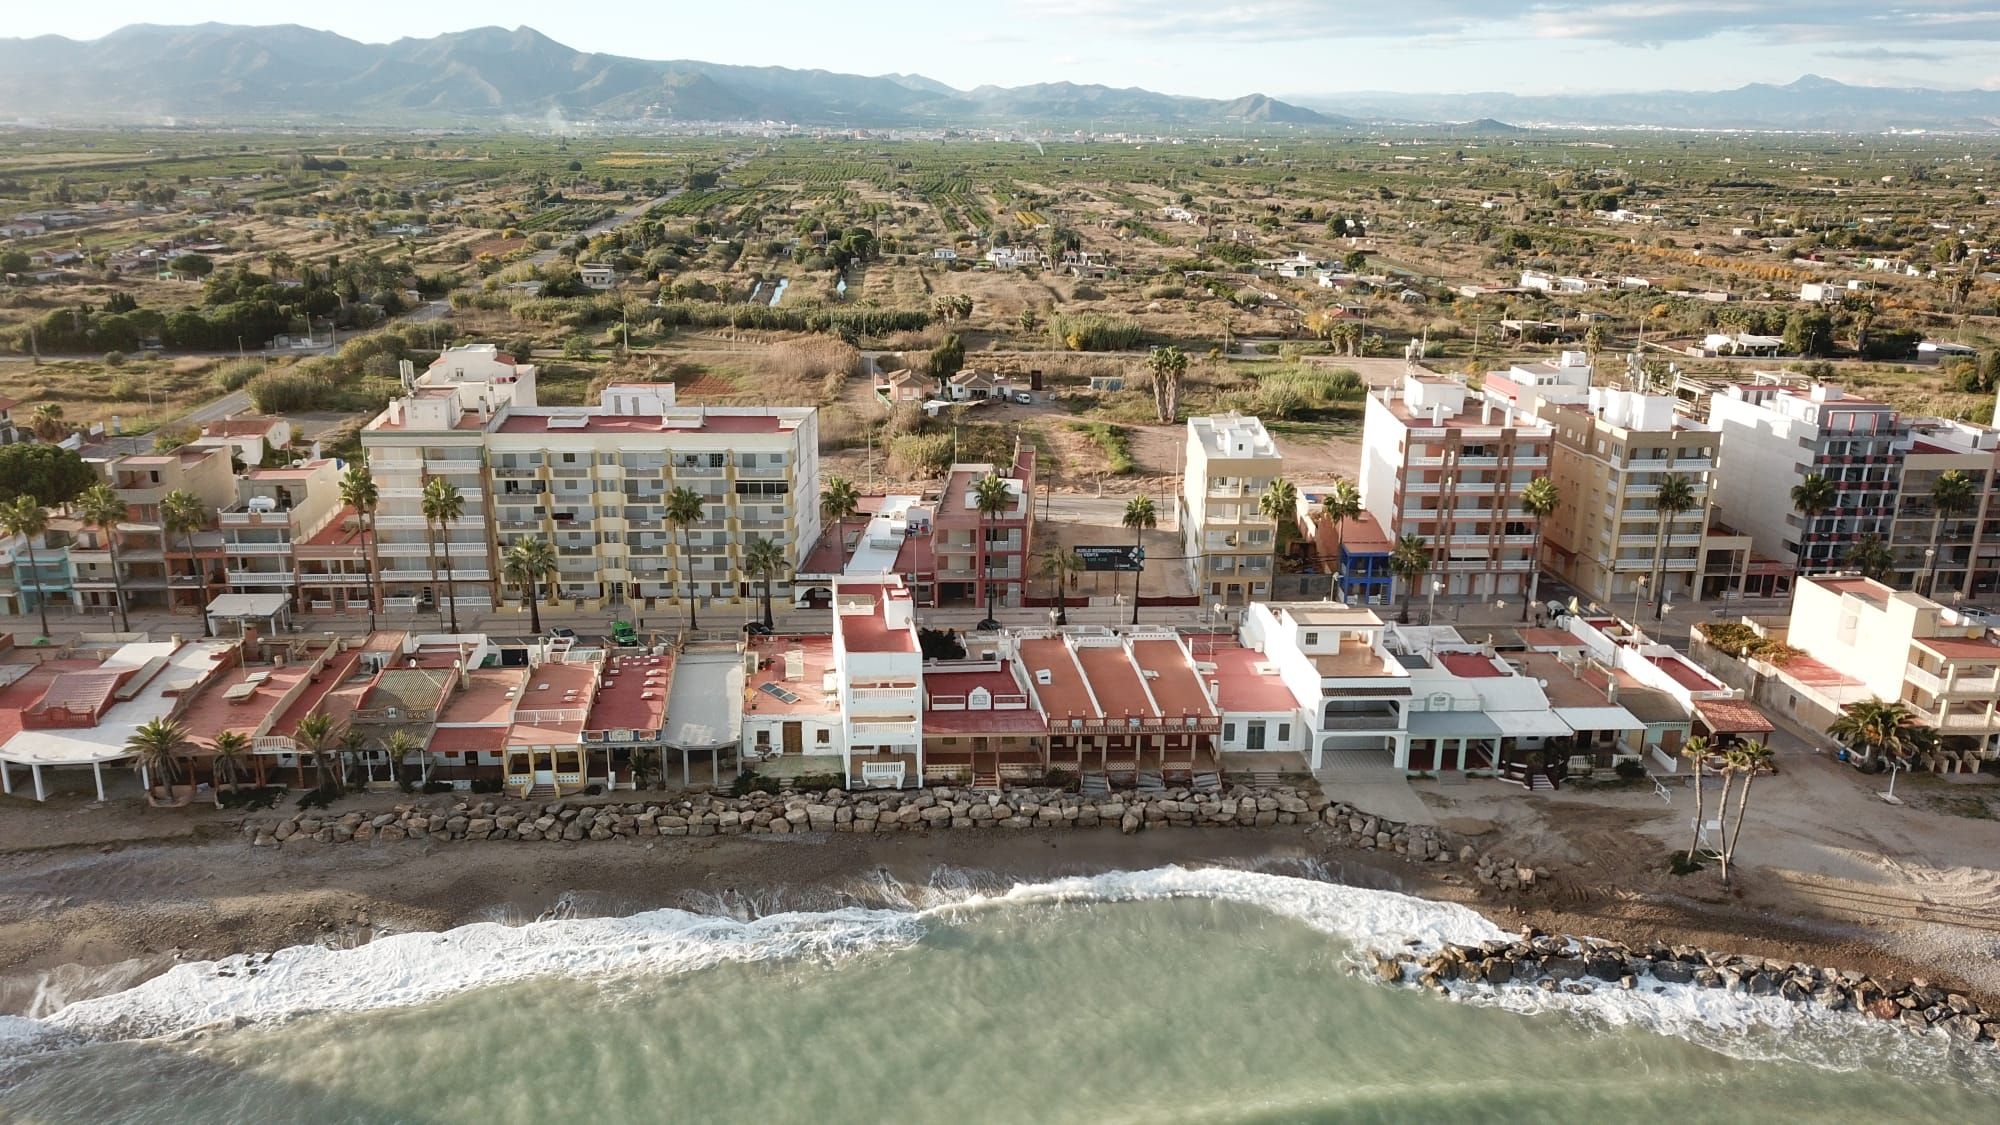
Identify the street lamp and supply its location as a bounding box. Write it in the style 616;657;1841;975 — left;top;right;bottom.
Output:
1923;546;1936;598
1632;574;1649;625
1428;577;1442;625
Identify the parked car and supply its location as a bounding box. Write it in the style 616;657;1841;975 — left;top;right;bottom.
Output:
548;627;577;641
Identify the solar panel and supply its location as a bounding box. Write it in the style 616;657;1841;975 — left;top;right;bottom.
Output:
759;682;800;704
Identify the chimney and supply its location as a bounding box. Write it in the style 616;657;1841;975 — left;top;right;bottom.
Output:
1431;403;1444;427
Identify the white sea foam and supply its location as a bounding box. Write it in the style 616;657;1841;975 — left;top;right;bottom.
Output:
19;864;1999;1091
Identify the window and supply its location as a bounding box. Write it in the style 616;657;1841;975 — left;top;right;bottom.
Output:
1304;631;1319;646
816;729;830;745
755;729;771;746
1222;723;1236;742
1247;721;1266;750
1277;722;1291;742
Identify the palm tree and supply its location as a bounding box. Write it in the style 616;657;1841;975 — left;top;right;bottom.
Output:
972;473;1014;630
1041;547;1085;626
1845;533;1894;581
210;730;251;797
1320;478;1364;558
75;483;131;632
0;495;54;641
1389;533;1430;625
1144;344;1188;423
293;709;343;790
744;535;787;632
1828;698;1929;773
1925;469;1976;598
501;536;558;634
1718;739;1772;887
1259;477;1299;591
664;486;706;630
1649;473;1696;618
339;461;381;632
1518;476;1559;622
820;475;860;551
159;489;211;634
385;728;424;788
127;717;190;801
420;477;465;633
1679;735;1711;863
1121;495;1157;625
1789;473;1835;575
28;403;67;443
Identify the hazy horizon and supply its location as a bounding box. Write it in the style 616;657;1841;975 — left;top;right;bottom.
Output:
8;2;2000;101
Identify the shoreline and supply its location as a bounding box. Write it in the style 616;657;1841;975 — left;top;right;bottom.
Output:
1;820;1994;1023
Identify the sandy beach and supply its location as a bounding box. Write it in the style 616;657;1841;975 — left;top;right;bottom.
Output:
2;772;1995;1020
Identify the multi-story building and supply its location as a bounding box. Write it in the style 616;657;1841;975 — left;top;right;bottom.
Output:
1181;412;1283;605
365;359;822;619
1707;379;1908;583
1359;371;1554;599
932;450;1034;612
1237;602;1410;769
1775;575;2000;765
0;528;74;619
218;459;345;609
1531;389;1717;608
830;579;924;787
71;446;236;617
1888;419;2000;599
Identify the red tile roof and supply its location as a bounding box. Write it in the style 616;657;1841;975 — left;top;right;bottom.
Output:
1020;638;1096;721
1439;652;1508;678
1204;643;1300;713
1693;698;1774;734
1075;645;1158;721
1649;652;1723;691
1130;639;1214;721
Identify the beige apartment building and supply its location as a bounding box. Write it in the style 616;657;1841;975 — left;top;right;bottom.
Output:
1534;389;1716;609
1359;372;1554;599
217;459;348;610
1181;413;1283;605
71;445;238;617
364;354;822;620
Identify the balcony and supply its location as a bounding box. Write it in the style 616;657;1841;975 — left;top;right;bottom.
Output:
735;464;789;480
673;463;725;479
1320;711;1402;731
426;459;482;475
849;719;921;742
223;541;294;556
227;570;296;585
492;465;541;480
1906;664;2000;697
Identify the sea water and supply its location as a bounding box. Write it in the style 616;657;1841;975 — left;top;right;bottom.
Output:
2;867;1996;1123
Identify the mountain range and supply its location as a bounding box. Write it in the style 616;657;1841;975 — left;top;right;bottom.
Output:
0;25;1997;132
0;23;1347;128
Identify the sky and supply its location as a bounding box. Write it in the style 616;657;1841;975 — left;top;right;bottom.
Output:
11;1;2000;99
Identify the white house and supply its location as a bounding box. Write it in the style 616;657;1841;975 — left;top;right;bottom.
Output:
578;263;616;290
985;247;1044;270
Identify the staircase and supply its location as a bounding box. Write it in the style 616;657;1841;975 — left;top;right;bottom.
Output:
1191;770;1223;794
1136;770;1166;794
1249;769;1282;788
973;768;1002;791
1080;771;1111;796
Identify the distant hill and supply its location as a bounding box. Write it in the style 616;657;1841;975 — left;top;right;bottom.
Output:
0;23;1346;129
1301;75;2000;131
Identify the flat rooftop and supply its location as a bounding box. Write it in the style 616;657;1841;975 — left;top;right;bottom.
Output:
175;654;329;745
666;648;747;749
588;651;673;734
1204;643;1301;713
744;637;838;718
493;413;789;435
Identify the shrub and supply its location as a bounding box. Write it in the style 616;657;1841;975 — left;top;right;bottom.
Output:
888;432;954;477
1049;314;1144;352
247;369;334;413
212;358;264;392
421;779;455;794
1614;759;1646;780
470;777;504;794
294;785;338;810
1065;421;1134;474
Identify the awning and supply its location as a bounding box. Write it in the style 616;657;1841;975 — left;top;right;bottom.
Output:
1554;705;1647;732
1488;710;1572;739
1406;711;1502;739
1693;698;1775;734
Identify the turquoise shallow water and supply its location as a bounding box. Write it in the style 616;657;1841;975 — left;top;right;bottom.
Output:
2;867;1996;1124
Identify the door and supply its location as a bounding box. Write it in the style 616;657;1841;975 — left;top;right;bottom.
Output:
783;722;803;755
1247;721;1267;751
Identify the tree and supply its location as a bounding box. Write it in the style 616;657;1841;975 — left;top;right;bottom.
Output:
1649;473;1696;618
293;708;343;790
972;473;1014;629
1845;533;1894;581
1789;474;1835;572
1828;698;1930;773
1041;547;1084;626
1582;323;1607;359
127;717;190;800
1389;533;1430;625
169;253;214;280
75;483;131;632
820;475;860;550
1679;736;1712;866
1717;739;1772;887
339;462;380;632
420;478;465;633
1018;309;1040;333
159;489;211;635
1259;478;1299;585
1782;308;1834;357
930;333;965;379
744;535;786;632
664;486;706;630
501;536;558;635
1516;476;1559;621
1145;345;1188;424
1926;469;1976;597
209;730;251;797
1122;495;1157;626
0;496;53;641
0;443;96;507
28;403;68;443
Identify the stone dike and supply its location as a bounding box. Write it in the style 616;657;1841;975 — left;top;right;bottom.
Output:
1374;930;2000;1047
243;783;1472;862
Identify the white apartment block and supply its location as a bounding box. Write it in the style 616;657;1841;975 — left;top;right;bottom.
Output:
1181;413;1283;605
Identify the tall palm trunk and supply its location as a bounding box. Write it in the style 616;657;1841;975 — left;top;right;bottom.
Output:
1399;576;1414;624
1130;525;1144;626
680;527;696;629
1651;517;1669;618
426;514;442;627
1685;755;1705;860
1713;768;1739;886
1723;770;1757;881
22;538;50;640
364;510;380;632
524;576;542;634
761;571;774;631
439;528;459;634
183;529;212;636
105;535;130;632
1524;525;1543;622
1927;513;1946;599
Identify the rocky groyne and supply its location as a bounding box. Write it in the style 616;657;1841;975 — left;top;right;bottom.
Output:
1375;929;2000;1047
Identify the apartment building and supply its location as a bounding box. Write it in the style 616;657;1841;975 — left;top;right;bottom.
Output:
1182;413;1283;605
1237;602;1410;769
1359;371;1554;599
1778;576;2000;766
217;459;345;609
1478;350;1594;416
0;529;74;618
830;580;924;787
365;353;823;618
1707;379;1908;582
933;451;1034;612
71;445;236;617
1534;389;1716;608
1888;419;2000;599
